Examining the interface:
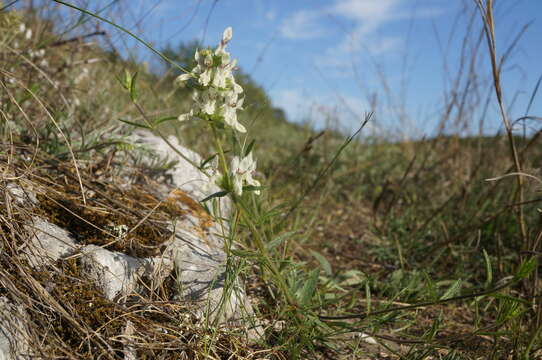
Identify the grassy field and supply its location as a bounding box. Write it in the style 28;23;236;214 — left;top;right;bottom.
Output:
1;1;541;359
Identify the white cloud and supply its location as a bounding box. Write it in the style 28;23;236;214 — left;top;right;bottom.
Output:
329;0;400;22
303;0;443;76
265;10;276;21
280;0;443;58
279;10;327;39
272;88;375;133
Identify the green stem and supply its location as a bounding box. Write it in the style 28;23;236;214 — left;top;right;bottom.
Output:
210;124;229;177
238;205;298;309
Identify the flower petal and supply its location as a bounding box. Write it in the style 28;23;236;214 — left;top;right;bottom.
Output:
222;27;233;43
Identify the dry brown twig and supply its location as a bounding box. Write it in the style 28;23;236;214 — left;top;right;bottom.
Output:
474;0;527;249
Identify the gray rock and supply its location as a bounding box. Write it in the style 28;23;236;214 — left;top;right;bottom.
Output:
127;131;254;324
22;217;80;268
5;183;37;206
0;297;31;360
128;130;232;216
78;245;173;302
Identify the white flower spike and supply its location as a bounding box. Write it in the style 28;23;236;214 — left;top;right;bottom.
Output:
175;26;246;133
230;153;260;196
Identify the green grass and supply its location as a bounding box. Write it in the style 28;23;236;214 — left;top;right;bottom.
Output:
1;2;542;359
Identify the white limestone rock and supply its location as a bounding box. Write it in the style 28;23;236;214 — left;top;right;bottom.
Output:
5;183;37;206
22;216;80;268
126;131;255;324
0;297;31;360
78;245;173;302
128;130;231;216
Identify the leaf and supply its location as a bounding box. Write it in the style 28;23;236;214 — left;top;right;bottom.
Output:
440;279;462;300
310;250;332;276
266;231;296;251
231;249;256;258
298;268;319;306
491;293;531;305
339;270;367;287
130;71;139;102
244;139;256;156
515;257;537;280
118;118;151;129
199;153;218;170
18;84;40;105
154;116;177;126
482;249;492;288
365;282;372;313
121;69;131;90
200;190;229;203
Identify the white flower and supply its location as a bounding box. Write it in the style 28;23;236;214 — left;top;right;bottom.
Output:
212;67;228;88
174;73;191;87
230;153;260;196
199;68;212;86
200;90;217;115
222;27;233;43
178;113;192;122
215;27;232;59
221;94;245;133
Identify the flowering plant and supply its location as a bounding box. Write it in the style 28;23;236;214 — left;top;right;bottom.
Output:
176;27;260;199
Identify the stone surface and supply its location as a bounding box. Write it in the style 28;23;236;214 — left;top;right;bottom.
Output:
129;130;232;216
0;297;30;360
78;245;173;302
127;131;252;323
22;216;80;268
6;183;37;206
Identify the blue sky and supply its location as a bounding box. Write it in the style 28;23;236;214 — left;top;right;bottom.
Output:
56;0;542;137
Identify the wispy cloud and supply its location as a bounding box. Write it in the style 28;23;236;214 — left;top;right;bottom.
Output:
329;0;400;22
280;0;443;56
265;10;276;21
279;10;328;39
272;88;374;132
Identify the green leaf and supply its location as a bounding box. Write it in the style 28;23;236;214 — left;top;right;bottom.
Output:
515;257;537;280
230;249;257;258
118;118;151;129
482;249;492;288
18;84;40;105
298;268;320;306
199;154;218;170
310;250;332;276
121;69;131;90
154;116;177;125
440;279;462;300
244;139;256;156
324;321;355;329
491;293;531;305
339;270;366;287
266;231;296;251
130;71;139;102
200;190;229;203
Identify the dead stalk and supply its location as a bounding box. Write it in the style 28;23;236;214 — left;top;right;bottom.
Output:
475;0;527;250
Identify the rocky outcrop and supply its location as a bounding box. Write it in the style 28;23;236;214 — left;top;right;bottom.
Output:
0;131;256;359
